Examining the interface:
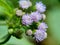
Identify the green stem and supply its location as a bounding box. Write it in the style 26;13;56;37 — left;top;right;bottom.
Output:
0;33;11;44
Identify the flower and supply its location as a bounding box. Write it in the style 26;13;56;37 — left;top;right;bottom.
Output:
30;11;42;22
16;10;25;16
19;0;32;9
36;2;46;13
22;14;33;25
26;29;32;36
38;22;48;31
34;30;47;42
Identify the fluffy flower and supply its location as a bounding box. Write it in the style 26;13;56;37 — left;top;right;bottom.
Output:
38;22;48;31
36;2;46;13
22;14;33;25
30;11;42;22
19;0;32;9
34;30;47;42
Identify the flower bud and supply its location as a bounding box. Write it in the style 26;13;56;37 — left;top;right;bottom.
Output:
16;10;25;16
8;29;13;34
42;14;46;20
26;29;32;36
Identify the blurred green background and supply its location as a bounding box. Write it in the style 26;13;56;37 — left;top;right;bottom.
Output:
0;0;60;45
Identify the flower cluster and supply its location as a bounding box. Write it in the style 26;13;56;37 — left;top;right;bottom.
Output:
34;22;48;42
15;0;48;42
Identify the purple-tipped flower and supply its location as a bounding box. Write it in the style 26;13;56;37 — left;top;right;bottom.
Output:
19;0;32;9
34;30;47;42
22;14;33;25
30;11;42;22
36;2;46;13
38;22;48;31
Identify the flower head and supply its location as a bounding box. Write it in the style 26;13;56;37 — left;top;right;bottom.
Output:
36;2;46;13
38;22;48;31
22;14;33;25
30;11;42;22
34;30;47;42
19;0;32;9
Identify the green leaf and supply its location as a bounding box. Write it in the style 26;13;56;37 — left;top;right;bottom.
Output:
0;25;35;45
